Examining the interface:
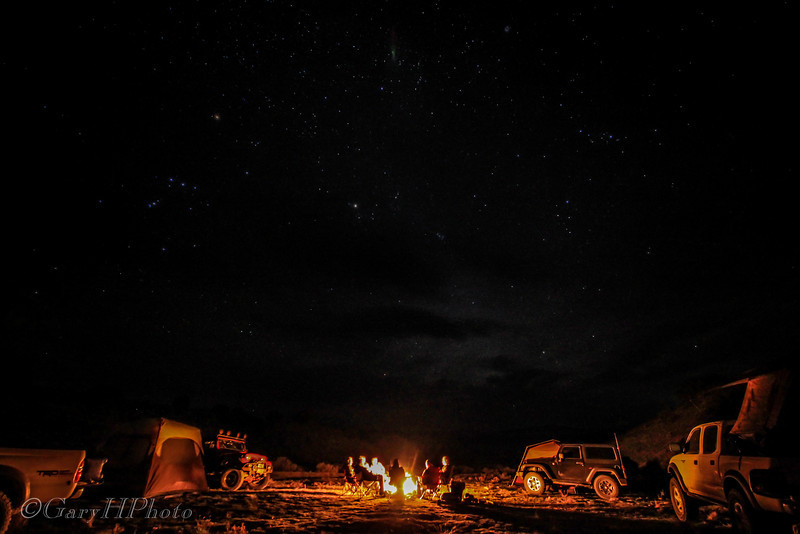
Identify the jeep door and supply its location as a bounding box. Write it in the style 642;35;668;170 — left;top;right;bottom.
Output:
556;445;590;483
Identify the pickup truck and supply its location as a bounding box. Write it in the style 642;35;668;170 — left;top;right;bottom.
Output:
512;439;627;500
0;448;96;533
667;420;799;533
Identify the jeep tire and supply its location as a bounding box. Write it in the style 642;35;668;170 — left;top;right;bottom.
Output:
523;472;546;496
0;490;12;534
249;473;271;490
221;468;244;491
669;476;697;522
593;474;620;500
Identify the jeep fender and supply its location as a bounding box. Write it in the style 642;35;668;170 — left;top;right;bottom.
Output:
523;464;556;481
0;465;30;508
586;468;625;486
723;472;758;509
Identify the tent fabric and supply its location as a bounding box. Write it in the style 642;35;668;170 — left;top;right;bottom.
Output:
144;419;208;497
730;369;793;438
99;417;208;497
523;440;561;461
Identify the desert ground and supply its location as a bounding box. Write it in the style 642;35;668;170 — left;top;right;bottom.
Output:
12;471;739;534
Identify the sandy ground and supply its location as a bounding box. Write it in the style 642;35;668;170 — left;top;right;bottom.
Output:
12;476;737;533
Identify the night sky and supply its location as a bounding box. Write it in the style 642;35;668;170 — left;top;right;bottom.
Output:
5;3;797;466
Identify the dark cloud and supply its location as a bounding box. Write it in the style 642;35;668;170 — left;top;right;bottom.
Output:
286;305;508;341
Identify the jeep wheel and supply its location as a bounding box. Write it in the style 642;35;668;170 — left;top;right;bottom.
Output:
593;474;620;500
728;488;762;534
221;468;244;491
249;473;271;490
523;472;546;496
669;477;697;522
1;491;12;534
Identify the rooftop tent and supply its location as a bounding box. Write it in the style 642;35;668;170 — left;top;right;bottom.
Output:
728;369;794;438
520;440;562;463
98;417;208;498
514;440;562;482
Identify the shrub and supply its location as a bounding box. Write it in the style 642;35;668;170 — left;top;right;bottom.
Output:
315;462;339;473
272;456;301;472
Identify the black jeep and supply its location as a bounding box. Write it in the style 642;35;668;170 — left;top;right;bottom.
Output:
512;439;627;500
204;430;273;490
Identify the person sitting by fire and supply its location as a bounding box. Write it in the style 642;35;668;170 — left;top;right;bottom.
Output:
358;455;384;494
388;458;405;496
343;456;358;485
440;456;453;487
416;459;440;498
370;457;388;486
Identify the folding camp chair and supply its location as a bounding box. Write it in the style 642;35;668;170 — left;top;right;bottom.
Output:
435;466;455;497
417;479;440;500
341;475;361;496
421;488;440;499
360;478;383;498
439;481;465;504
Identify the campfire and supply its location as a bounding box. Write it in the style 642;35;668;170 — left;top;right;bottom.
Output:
367;462;416;496
385;474;417;496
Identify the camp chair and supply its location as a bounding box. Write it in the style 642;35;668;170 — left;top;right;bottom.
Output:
439;481;465;504
432;483;449;499
420;474;462;501
359;478;383;498
419;487;437;499
342;479;361;496
433;471;456;498
417;478;440;500
341;474;361;496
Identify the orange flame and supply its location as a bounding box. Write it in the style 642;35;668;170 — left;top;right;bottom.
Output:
383;474;416;496
368;458;415;496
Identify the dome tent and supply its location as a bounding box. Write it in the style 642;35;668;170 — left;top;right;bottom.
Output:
98;417;208;498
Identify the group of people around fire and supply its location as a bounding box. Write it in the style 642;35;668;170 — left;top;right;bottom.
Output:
343;455;453;498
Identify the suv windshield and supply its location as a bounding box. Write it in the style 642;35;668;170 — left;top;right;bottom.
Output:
217;437;247;452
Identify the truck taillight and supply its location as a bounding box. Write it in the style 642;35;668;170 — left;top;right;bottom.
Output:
74;459;85;483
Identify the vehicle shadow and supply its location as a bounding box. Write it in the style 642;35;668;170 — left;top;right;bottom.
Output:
438;501;732;533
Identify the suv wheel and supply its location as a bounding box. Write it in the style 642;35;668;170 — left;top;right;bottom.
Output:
250;473;271;490
727;488;762;534
221;468;244;491
669;476;697;522
523;472;546;496
593;474;620;500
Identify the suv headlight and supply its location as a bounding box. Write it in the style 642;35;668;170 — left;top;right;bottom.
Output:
750;469;788;497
